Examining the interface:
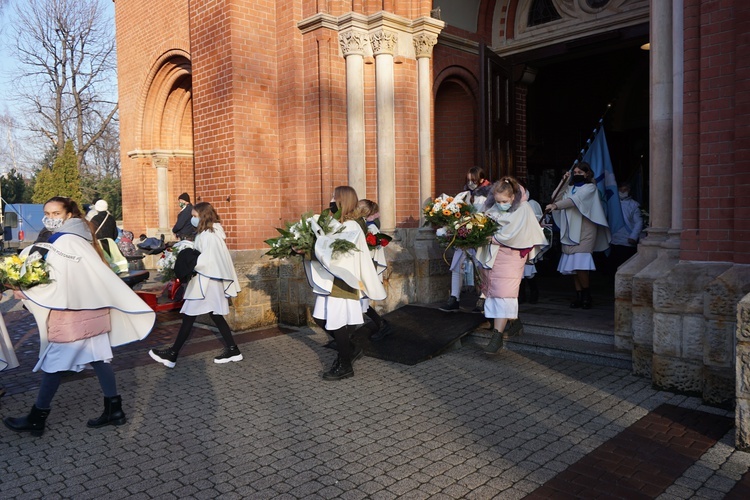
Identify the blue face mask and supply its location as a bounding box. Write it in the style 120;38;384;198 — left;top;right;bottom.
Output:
190;216;199;227
498;203;512;212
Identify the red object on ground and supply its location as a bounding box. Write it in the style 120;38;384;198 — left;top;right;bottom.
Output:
135;279;184;312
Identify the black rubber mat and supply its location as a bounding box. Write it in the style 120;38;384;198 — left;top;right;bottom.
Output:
350;305;486;365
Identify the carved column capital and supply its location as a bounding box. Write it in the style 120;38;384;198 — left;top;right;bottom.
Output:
413;32;438;59
152;156;169;169
369;29;398;56
339;29;368;57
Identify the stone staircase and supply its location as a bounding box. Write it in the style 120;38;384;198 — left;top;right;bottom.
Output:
460;274;632;370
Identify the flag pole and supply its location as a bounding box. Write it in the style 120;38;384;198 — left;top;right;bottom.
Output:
547;102;613;209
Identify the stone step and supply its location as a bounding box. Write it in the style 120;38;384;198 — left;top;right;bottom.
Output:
469;324;631;370
522;320;615;345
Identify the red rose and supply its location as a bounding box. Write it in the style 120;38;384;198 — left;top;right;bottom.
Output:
380;238;389;247
366;233;377;246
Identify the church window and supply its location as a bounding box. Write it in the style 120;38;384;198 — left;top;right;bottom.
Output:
527;0;562;27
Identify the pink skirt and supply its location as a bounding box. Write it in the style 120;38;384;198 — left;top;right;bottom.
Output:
480;246;526;299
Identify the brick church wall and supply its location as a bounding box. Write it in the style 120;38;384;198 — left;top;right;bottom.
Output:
681;0;750;264
115;0;191;234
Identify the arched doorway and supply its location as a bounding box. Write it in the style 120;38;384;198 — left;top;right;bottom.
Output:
128;50;194;233
434;70;479;196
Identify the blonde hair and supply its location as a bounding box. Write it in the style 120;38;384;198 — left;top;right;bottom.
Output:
355;199;379;219
491;176;523;211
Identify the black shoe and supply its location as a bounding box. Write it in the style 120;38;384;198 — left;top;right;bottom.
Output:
149;348;178;368
323;359;353;380
369;320;393;341
214;345;243;364
87;395;126;428
581;288;592;309
439;296;460;312
4;405;51;437
570;291;583;309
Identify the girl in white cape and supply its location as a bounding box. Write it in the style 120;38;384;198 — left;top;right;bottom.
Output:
150;202;242;368
306;186;386;380
3;197;156;437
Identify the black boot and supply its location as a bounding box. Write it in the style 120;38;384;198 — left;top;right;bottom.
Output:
570;291;583;308
87;395;126;428
323;356;354;380
484;329;504;354
581;288;592;309
4;405;51;437
528;277;539;304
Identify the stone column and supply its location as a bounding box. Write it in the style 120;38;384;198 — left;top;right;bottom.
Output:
339;29;368;198
648;0;673;240
414;32;438;225
152;155;170;229
370;29;398;231
670;0;683;234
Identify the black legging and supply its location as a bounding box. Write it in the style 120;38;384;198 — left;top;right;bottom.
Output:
172;313;236;353
36;361;117;409
314;318;355;364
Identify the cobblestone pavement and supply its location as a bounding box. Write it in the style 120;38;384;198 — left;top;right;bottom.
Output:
1;308;750;499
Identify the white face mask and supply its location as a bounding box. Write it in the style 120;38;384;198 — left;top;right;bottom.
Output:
619;191;629;200
467;182;478;191
190;216;200;227
42;216;65;231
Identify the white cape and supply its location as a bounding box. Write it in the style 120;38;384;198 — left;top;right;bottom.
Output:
552;183;611;252
184;223;242;300
475;202;548;269
304;217;386;301
20;234;156;356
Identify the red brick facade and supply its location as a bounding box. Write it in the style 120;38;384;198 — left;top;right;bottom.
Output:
681;0;750;264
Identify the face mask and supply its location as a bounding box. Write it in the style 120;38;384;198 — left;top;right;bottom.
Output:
329;201;338;213
619;191;629;200
498;202;512;212
467;182;478;191
190;216;199;227
42;216;65;231
179;202;186;209
572;175;586;185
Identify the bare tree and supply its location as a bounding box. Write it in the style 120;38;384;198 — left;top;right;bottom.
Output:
11;0;117;170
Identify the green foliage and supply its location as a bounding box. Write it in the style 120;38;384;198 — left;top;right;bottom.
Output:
80;174;122;219
0;169;32;206
32;140;82;204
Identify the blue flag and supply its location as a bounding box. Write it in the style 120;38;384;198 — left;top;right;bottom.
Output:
582;126;627;235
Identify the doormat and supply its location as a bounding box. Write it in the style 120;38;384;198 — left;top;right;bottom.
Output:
350;305;487;366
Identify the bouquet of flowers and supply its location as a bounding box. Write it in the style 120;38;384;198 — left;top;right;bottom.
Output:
365;232;392;250
423;193;473;228
265;209;358;259
0;253;52;290
156;241;194;282
435;212;499;251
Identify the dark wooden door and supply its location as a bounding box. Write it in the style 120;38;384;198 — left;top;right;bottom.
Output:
479;44;514;181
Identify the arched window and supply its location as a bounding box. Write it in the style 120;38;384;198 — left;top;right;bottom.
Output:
528;0;562;27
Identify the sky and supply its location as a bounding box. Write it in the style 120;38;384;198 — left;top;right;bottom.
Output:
0;0;116;174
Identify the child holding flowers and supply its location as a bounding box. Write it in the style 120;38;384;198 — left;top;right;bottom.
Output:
475;177;548;353
437;167;492;312
3;197;156;437
355;199;393;342
306;186;386;380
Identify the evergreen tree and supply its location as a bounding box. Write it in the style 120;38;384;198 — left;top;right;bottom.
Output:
32;140;82;204
0;169;31;205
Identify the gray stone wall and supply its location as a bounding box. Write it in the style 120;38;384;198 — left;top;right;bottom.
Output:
227;228;450;329
737;293;750;451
